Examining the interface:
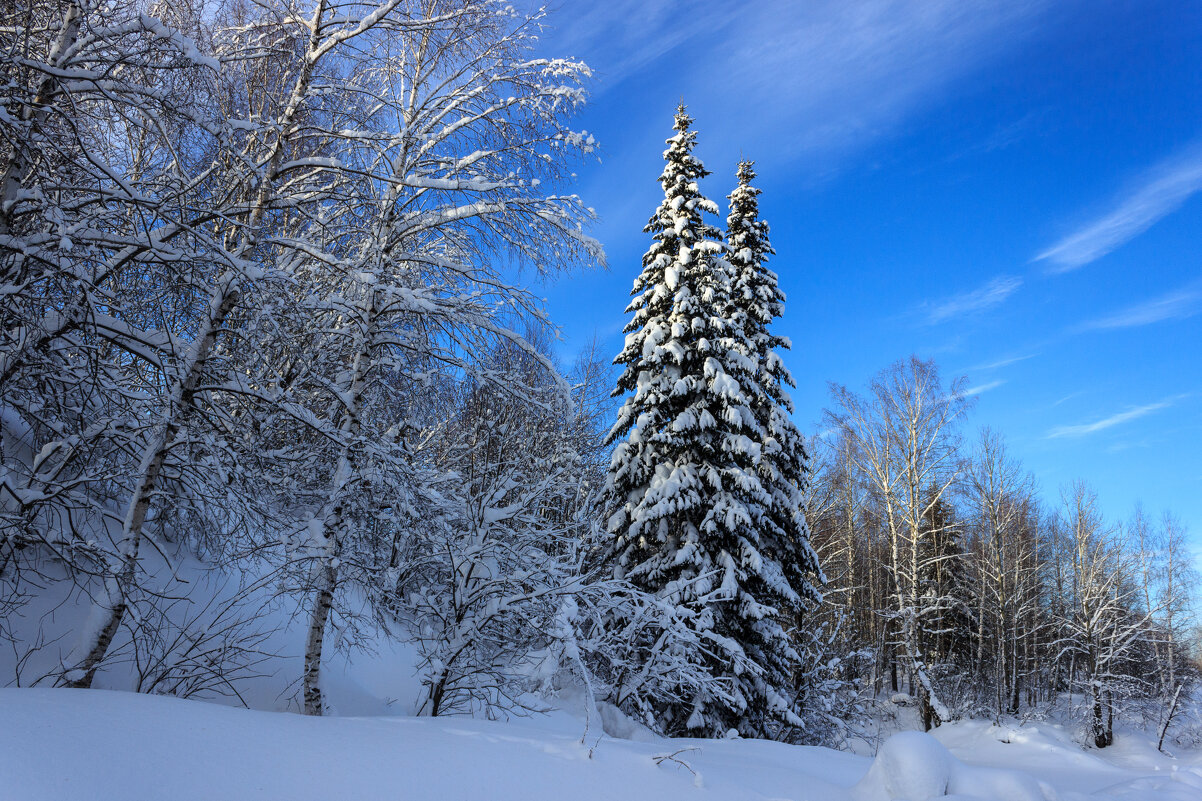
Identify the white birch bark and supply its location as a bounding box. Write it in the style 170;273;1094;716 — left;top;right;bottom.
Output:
64;278;239;686
302;289;376;715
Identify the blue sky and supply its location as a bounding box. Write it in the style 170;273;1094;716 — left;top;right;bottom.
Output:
529;1;1202;539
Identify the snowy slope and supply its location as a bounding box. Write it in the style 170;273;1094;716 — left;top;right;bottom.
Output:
2;689;1200;801
0;543;430;716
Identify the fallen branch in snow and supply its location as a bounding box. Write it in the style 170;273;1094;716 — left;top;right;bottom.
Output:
652;747;699;776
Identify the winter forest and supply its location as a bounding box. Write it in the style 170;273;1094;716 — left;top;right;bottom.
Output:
2;1;1201;799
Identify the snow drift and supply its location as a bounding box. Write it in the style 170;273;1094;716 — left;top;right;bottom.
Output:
2;689;1201;801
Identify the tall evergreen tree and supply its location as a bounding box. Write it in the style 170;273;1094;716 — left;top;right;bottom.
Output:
725;161;822;600
724;159;823;734
602;106;811;737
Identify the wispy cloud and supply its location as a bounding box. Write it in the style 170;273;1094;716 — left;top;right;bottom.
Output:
1036;143;1202;272
966;352;1037;371
541;1;723;87
1046;396;1183;439
1051;391;1086;408
926;275;1023;323
1076;282;1202;331
720;1;1060;158
964;379;1006;396
543;1;1065;160
948;379;1007;404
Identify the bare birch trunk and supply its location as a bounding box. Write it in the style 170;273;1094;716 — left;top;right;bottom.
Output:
301;290;376;715
64;280;239;687
302;558;338;714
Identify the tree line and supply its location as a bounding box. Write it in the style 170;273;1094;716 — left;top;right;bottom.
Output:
809;358;1198;748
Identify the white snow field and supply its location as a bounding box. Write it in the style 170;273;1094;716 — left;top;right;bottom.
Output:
1;688;1200;801
0;538;1197;801
1;552;1198;801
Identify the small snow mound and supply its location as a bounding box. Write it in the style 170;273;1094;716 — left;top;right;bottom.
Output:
853;731;1052;801
853;731;956;801
595;701;658;742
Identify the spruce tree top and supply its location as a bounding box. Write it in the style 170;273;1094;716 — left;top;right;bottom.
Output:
726;159;795;413
607;104;749;435
612;104;726;379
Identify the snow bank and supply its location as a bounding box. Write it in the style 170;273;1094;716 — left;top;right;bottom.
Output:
2;689;1199;801
853;730;1054;801
0;688;855;801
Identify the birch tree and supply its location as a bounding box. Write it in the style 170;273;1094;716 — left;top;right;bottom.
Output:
0;0;272;684
1050;483;1150;748
226;0;599;714
827;357;970;730
965;428;1040;717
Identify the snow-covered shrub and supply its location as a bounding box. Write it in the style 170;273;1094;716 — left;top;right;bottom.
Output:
396;343;599;718
401;469;581;718
788;614;873;747
570;578;758;735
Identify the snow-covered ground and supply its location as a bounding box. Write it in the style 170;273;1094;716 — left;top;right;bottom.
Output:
2;687;1199;801
3;527;1197;801
3;543;1199;801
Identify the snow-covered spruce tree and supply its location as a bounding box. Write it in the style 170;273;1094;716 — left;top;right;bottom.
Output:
724;160;824;735
602;106;806;738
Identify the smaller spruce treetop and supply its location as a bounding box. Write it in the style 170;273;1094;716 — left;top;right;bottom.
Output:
726;159;793;412
724;159;822;610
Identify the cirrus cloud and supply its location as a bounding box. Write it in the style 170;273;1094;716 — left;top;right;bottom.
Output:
1037;142;1202;272
1046;395;1185;439
925;275;1023;324
1076;281;1202;331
